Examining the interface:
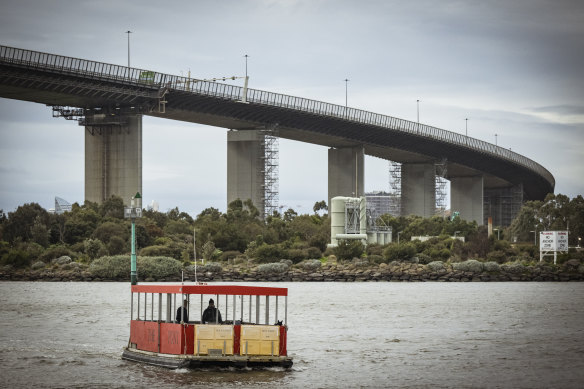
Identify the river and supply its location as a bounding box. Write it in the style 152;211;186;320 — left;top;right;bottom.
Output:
0;281;583;388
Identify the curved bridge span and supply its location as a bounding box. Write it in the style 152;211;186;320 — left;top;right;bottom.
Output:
0;45;554;226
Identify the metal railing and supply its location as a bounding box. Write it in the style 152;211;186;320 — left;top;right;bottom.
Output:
0;45;555;187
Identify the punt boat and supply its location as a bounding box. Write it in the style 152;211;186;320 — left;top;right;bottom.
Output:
121;283;292;369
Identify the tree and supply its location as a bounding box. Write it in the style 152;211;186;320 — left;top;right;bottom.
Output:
313;200;328;214
3;203;50;243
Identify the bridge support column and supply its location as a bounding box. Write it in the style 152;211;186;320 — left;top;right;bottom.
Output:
483;183;524;227
450;176;484;225
328;146;364;207
85;115;142;206
401;163;435;217
227;130;264;215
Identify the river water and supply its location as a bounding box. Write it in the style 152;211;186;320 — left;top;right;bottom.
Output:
0;281;583;388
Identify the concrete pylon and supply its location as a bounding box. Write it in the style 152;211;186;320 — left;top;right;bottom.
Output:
85;115;142;206
328;146;364;208
450;175;484;225
227;129;264;216
401;163;435;218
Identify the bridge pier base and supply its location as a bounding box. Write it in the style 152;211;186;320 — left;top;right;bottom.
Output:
227;130;264;215
483;184;524;227
450;176;484;225
327;146;364;207
85;114;142;206
401;163;435;218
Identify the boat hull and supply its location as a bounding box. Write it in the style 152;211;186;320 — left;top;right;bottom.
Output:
121;347;293;369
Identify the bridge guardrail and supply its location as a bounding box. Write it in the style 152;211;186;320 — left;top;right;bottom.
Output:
0;45;554;187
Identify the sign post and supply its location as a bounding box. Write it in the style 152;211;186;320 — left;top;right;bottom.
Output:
125;192;142;285
539;231;568;264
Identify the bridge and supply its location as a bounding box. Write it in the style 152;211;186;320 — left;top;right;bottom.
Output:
0;45;555;226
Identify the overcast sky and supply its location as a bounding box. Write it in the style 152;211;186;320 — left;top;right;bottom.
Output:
1;0;583;216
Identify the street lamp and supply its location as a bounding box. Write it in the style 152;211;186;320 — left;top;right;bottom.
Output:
125;30;132;68
417;99;420;123
243;54;249;78
495;133;498;146
344;78;349;109
465;118;468;137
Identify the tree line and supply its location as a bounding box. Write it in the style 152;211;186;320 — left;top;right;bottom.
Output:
0;193;582;269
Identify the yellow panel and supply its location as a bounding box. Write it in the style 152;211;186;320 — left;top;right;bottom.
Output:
260;326;280;340
214;326;233;340
240;340;261;355
195;325;216;340
196;339;233;355
260;340;279;355
240;325;261;340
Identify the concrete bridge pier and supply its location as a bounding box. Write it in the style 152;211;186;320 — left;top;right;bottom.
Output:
85;114;142;206
328;146;364;207
450;176;484;225
227;129;264;215
401;163;435;218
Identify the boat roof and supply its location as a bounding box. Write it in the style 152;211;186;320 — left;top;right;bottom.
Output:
131;284;288;296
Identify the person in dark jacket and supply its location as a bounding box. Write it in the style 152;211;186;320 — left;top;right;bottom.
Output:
202;298;222;324
176;299;189;323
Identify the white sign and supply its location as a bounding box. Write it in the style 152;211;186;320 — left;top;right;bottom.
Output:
539;231;569;252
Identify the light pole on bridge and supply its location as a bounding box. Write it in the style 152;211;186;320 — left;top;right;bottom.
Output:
344;78;349;109
125;30;132;68
417;99;420;123
465;118;468;137
495;133;498;146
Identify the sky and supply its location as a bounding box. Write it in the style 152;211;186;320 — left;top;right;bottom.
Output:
1;0;583;217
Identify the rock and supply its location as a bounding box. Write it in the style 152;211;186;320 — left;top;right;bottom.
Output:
53;256;72;265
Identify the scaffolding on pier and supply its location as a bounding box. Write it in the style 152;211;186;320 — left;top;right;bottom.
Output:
388;161;402;216
258;124;280;220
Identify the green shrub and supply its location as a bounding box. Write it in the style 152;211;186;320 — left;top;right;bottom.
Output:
186;262;223;274
255;244;285;264
307;246;322;259
221;250;241;261
453;259;484;273
368;254;385;264
415;253;433;264
287;248;308;264
486;250;507;264
427;261;445;272
1;250;31;268
383;242;416;262
257;262;289;275
38;245;74;263
501;262;526;274
89;255;182;279
366;244;383;256
301;259;322;272
334;240;364;261
483;261;501;272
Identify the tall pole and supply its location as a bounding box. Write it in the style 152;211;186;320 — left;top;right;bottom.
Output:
244;54;249;78
417;99;420;123
131;217;137;285
465;118;468;137
495;133;498;146
126;30;132;68
344;78;349;108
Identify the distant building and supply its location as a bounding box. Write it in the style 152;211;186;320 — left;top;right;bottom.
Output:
52;197;72;214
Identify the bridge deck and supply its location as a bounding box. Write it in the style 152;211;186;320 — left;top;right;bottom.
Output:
0;45;554;200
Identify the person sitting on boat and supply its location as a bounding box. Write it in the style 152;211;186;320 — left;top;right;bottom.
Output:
202;298;222;324
176;299;189;324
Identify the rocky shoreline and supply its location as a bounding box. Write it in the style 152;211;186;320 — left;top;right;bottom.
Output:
2;258;583;282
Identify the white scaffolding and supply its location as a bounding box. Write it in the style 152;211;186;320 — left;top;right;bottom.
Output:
388;161;402;216
258;124;280;219
435;158;448;216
